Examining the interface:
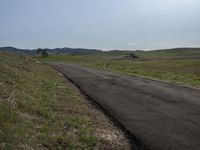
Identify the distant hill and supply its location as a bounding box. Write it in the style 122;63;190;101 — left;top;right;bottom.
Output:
45;47;102;55
0;47;33;54
134;48;200;60
0;46;102;55
88;48;200;60
1;46;200;60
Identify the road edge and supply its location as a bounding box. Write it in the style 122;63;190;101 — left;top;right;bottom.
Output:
46;63;151;150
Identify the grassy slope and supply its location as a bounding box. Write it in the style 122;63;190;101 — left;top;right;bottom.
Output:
133;48;200;59
90;59;200;88
0;52;98;149
79;48;200;59
37;48;200;88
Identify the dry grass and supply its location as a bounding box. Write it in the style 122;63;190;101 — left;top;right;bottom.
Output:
0;52;131;150
64;78;131;149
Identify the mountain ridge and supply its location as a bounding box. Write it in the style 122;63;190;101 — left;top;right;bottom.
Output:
0;46;102;55
0;46;200;56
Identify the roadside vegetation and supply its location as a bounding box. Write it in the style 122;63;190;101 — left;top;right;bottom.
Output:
0;52;130;149
90;59;200;88
37;49;200;88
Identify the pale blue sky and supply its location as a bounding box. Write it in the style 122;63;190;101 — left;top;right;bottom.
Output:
0;0;200;50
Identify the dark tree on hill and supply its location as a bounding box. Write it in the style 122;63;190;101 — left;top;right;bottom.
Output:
37;48;42;54
126;53;139;58
41;50;48;57
37;48;48;57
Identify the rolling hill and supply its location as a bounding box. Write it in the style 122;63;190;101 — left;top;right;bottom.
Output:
0;46;102;55
1;46;200;60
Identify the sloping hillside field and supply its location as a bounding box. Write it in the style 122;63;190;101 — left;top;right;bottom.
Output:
0;52;131;149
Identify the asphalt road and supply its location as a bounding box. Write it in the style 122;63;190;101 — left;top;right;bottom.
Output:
47;62;200;150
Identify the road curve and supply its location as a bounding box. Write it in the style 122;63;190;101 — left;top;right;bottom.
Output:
47;62;200;150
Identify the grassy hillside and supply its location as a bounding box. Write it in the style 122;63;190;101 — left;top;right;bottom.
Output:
37;48;200;88
89;59;200;88
133;48;200;60
0;52;130;149
84;48;200;60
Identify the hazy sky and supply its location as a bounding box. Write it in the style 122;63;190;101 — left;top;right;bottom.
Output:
0;0;200;50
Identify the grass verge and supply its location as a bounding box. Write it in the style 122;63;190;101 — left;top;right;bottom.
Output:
37;55;200;88
0;52;131;149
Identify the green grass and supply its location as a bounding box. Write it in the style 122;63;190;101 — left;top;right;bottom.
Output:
80;48;200;60
133;48;200;60
37;49;200;88
0;52;98;149
88;59;200;88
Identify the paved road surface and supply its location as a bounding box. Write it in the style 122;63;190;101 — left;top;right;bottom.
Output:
47;62;200;150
